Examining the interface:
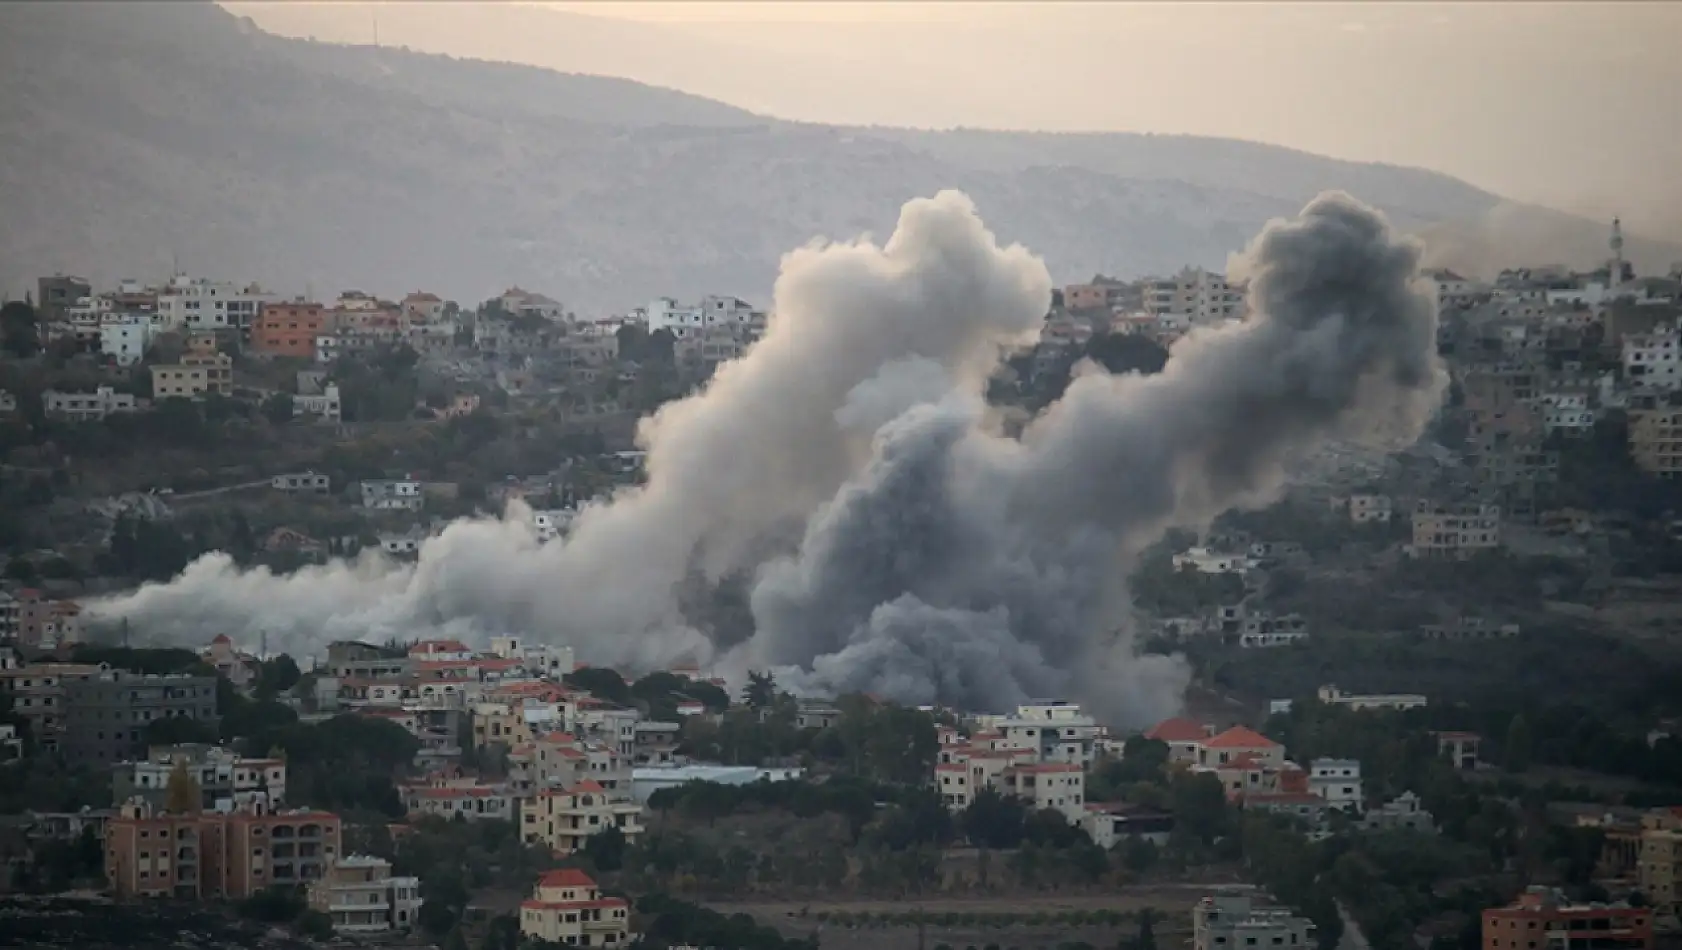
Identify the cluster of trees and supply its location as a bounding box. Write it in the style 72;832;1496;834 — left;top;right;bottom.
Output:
0;300;40;358
236;885;333;938
634;892;817;950
676;690;942;786
558;668;730;722
8;825;103;893
381;816;568;938
96;515;210;581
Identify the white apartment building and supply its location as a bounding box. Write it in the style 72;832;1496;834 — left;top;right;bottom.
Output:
360;479;423;510
1623;324;1681;391
531;508;575;542
271;472;331;494
1409;502;1501;560
646;295;763;339
1193;894;1316;950
1539;391;1596;436
115;745;287;811
306;855;422;934
1307;758;1363;811
1421;269;1482;311
293;384;341;422
100;316;152;366
156;275;281;333
1317;684;1427;712
1143;268;1244;327
487;637;576;677
43;386;136;422
996;763;1086;823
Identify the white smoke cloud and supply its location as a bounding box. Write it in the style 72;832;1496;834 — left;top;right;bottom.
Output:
89;189;1444;729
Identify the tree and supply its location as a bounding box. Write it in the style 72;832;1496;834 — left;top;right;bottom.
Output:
0;300;40;358
1136;908;1159;950
262;392;295;425
165;761;203;814
743;671;777;711
563;667;632;706
583;824;627;871
1505;714;1534;774
256;655;302;699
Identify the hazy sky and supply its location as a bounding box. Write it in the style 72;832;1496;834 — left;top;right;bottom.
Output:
222;1;1682;240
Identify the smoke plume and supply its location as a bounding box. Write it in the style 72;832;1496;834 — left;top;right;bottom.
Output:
90;189;1445;728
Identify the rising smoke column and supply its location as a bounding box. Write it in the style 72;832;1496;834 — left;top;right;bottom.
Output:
735;191;1447;726
87;192;1053;665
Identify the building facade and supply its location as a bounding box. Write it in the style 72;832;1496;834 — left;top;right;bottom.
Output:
519;868;631;947
1193;894;1316;950
306;855;422;933
253;302;327;357
61;670;219;766
1482;887;1652;950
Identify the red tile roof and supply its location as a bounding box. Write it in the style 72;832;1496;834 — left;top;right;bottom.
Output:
1203;726;1281;750
566;780;606;794
537;868;598;889
1144;717;1212;742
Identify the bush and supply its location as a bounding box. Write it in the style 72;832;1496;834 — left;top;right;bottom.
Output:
238;885;305;923
295;910;334;939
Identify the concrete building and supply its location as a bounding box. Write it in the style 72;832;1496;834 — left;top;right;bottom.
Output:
113;744;286;812
1638;809;1682;921
996;762;1086;823
0;662;106;753
1629;404;1682;479
61;670;219;766
1144;268;1245;327
520;781;644;855
271;471;331;494
292;383;341;422
1482;887;1653;950
42;386;136;422
360;479;423;511
37;274;91;323
1193;727;1286;769
519;868;632;947
105;799;343;899
1082;803;1174;849
100;315;153;366
1173;547;1259;575
1144;717;1216;764
1410;502;1501;560
1193;894;1316;950
1360;792;1435;833
151;336;233;399
253;302;327;358
1435;732;1482;770
1623;324;1681;392
532;508;575;542
307;855;422;933
1307;758;1362;811
155;275;280;333
1332;493;1394;524
401;775;516;823
1317;685;1428;712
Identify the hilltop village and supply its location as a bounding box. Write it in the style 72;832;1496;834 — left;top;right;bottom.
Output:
3;221;1682;950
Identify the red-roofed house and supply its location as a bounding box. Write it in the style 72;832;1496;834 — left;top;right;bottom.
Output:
401;774;515;822
1144;717;1216;763
520;783;644;856
1196;726;1285;768
519;868;631;945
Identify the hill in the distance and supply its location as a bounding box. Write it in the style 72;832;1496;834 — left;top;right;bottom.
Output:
0;1;1673;311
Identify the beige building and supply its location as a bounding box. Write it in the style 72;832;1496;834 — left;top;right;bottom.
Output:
1630;406;1682;478
1143;267;1245;328
520;780;644;856
1409;502;1501;559
307;855;422;933
519;868;632;947
152;348;233;399
1639;808;1682;920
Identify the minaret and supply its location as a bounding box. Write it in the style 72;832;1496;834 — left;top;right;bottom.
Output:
1609;217;1626;290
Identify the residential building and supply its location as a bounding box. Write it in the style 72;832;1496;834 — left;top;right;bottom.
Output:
520;781;645;855
1639;809;1682;921
37;274;92;323
1482;886;1653;950
401;774;516;822
61;670;220;766
519;868;632;947
0;662;105;753
1623;324;1681;392
532;508;575;542
1422;269;1481;312
201;634;256;689
152;336;233;399
1331;494;1394;524
1308;758;1362;811
253;302;327;357
1435;732;1482;770
1193;894;1316;950
632;721;680;766
13;590;84;648
996;763;1086;823
271;471;331;494
1144;267;1245;327
1316;685;1428;712
499;287;567;322
1360;792;1435;833
0;723;21;761
646;295;762;339
292;383;342;422
1082;803;1174;849
1540;391;1597;438
42;386;136;422
100;315;153;366
113;744;286;812
155;275;280;333
1144;717;1215;763
402;292;447;324
1193;726;1286;769
1173;547;1259;575
1409;502;1501;560
1629;403;1682;479
360;479;423;511
307;855;422;933
106;799;343;899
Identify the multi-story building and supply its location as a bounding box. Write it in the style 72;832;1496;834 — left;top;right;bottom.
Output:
100;315;153;366
518;868;632;947
532;508;575;543
1143;268;1245;328
0;662;106;753
292;383;342;422
61;670;220;766
1193;894;1316;950
1482;886;1653;950
402;292;447;324
155;275;281;334
360;479;423;511
1144;717;1216;764
42;386;136;422
37;274;92;323
152;336;233;399
104;802;207;899
107;799;344;899
13;590;83;648
1639;809;1682;921
1623;324;1681;392
646;295;762;339
1307;758;1363;811
113;744;286;812
1332;494;1394;524
271;471;331;494
252;301;327;358
1629;403;1682;479
1191;726;1286;769
996;763;1086;823
400;774;516;822
1409;502;1501;560
307;855;423;933
520;781;644;856
1317;685;1428;712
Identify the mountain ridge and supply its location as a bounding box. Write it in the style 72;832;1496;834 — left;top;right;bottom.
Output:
1;1;1672;310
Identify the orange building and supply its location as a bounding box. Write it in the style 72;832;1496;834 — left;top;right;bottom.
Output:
1482;887;1652;950
253;302;326;358
107;800;343;899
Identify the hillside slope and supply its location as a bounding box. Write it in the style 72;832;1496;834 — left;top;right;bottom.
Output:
0;1;1670;311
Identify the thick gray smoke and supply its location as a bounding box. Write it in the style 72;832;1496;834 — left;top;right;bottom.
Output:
90;189;1444;728
732;190;1446;723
